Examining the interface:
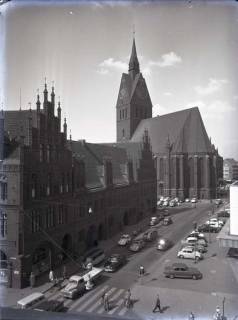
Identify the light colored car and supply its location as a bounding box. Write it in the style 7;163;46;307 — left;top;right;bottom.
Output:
177;246;203;260
149;217;159;226
118;234;132;246
182;236;207;247
185;198;190;203
163;200;169;207
169;201;176;207
206;218;224;227
191;198;197;203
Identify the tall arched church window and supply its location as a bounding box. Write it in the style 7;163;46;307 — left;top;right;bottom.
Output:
159;158;164;180
188;158;194;187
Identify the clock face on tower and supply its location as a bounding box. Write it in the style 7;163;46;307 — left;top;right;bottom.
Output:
119;88;127;99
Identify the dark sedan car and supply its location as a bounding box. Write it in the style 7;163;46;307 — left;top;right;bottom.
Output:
104;254;126;272
157;238;173;251
164;262;202;280
227;248;238;259
163;217;173;225
217;211;230;218
197;223;220;233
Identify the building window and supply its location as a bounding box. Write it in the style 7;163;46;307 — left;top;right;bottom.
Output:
57;206;63;225
122;129;125;138
120;110;121;120
47;145;50;163
46;207;54;228
125;108;127;118
0;180;7;201
31;210;40;233
40;144;43;162
0;211;7;237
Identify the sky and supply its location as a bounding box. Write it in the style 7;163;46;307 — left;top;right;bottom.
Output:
0;0;238;159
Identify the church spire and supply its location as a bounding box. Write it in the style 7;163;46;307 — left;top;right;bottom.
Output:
128;36;140;79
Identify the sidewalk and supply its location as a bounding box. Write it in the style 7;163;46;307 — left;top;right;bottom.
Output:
0;211;153;308
130;285;238;320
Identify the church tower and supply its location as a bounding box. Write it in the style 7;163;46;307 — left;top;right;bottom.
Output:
116;37;153;142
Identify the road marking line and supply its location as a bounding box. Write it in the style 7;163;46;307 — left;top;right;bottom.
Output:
108;296;124;315
88;288;124;313
118;304;128;316
70;285;109;311
97;287;117;314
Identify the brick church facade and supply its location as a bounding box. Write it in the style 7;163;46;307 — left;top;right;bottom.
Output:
116;38;223;199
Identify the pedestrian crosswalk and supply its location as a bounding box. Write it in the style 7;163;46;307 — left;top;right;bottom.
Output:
45;284;131;316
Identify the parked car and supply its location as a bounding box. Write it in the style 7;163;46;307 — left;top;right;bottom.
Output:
129;239;145;252
181;244;207;254
185;198;190;203
185;236;208;247
143;229;158;242
163;200;169;207
206;218;224;227
177;247;203;261
157;238;173;251
163;217;173;226
191;198;197;203
217;211;230;218
149;216;159;226
227;248;238;259
215;199;222;205
169;201;176;207
104;254;126;272
164;262;202;280
197;223;220;233
188;231;208;242
118;234;132;246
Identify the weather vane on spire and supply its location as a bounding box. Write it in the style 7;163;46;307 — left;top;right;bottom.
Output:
132;24;136;38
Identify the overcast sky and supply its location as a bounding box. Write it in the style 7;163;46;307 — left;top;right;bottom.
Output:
1;0;238;159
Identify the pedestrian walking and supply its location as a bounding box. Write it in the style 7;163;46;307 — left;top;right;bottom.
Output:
153;294;162;313
49;270;55;284
139;265;145;276
104;293;110;311
29;272;35;288
62;265;67;280
213;306;222;320
189;311;195;320
124;289;132;308
101;291;106;305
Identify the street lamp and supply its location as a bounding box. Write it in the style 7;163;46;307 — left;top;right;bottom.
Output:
222;297;226;320
208;211;212;243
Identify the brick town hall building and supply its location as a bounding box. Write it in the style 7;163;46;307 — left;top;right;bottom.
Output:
0;38;222;288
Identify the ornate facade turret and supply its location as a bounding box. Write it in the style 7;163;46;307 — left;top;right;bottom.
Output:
36;89;41;112
57;99;61;130
63;117;67;139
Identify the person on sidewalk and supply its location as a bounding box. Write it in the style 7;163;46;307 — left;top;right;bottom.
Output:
139;265;145;276
49;270;55;284
124;289;132;308
104;293;110;311
29;272;35;288
62;265;67;280
189;311;195;320
153;294;162;313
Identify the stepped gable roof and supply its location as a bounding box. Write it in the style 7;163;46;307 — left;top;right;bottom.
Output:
4;110;37;143
104;141;142;181
131;107;212;154
71;141;129;189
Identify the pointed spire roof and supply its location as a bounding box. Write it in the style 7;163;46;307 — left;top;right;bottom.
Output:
129;37;140;75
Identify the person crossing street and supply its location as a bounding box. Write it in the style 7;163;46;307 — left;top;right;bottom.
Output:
153;294;162;313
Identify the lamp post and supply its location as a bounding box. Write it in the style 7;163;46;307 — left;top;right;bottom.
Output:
208;212;212;243
222;297;226;320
